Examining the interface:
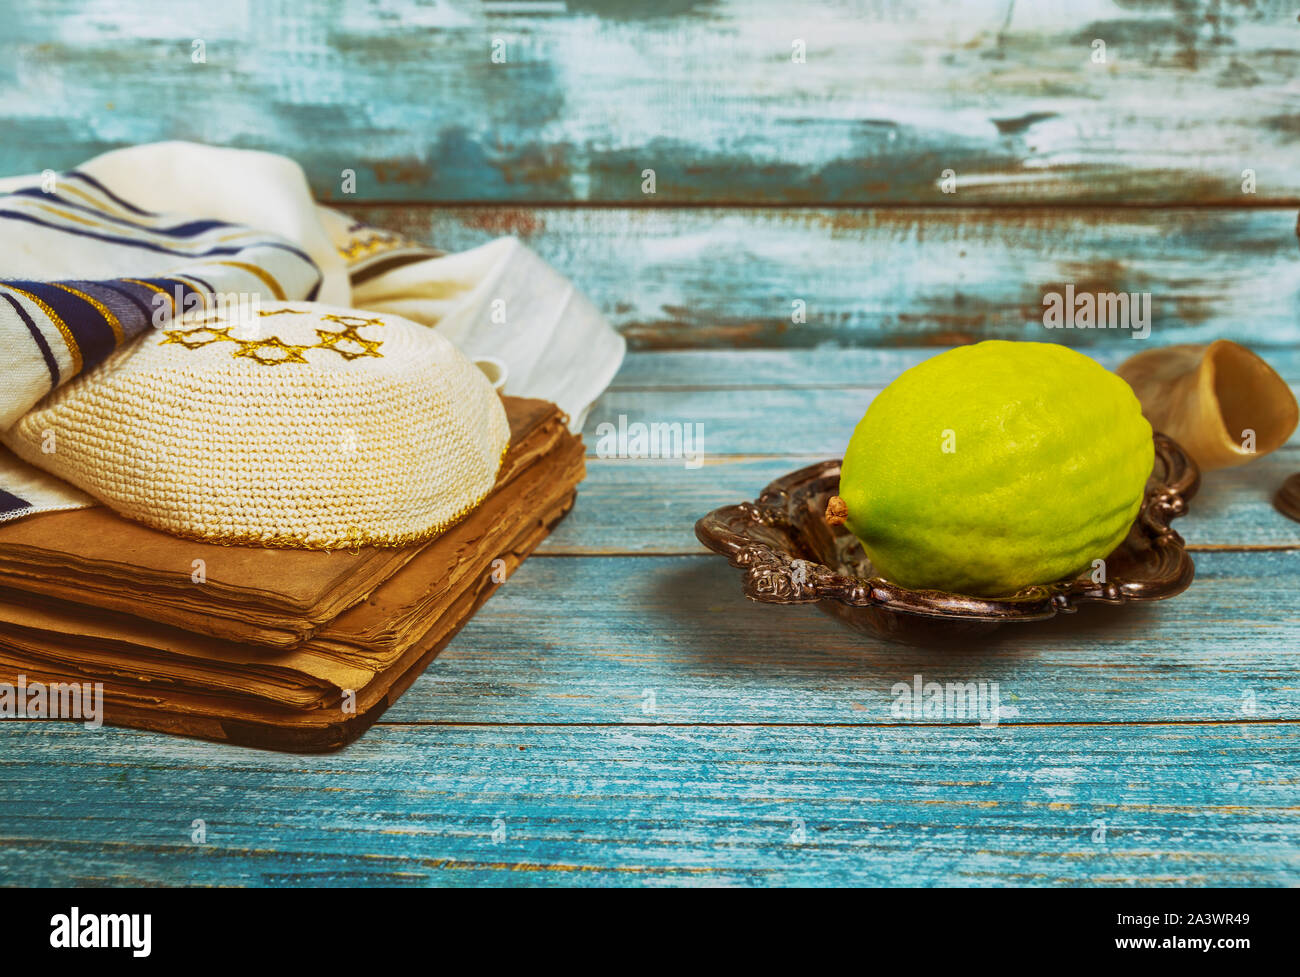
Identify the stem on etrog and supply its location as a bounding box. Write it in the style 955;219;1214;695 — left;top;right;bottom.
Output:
825;495;848;526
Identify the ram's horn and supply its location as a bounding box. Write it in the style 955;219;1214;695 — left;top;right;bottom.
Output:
1116;340;1298;472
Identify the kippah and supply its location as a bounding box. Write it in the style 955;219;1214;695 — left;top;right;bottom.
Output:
2;302;510;549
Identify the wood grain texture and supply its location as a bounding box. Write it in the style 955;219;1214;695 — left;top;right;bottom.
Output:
350;205;1300;348
2;0;1297;204
384;550;1300;725
1;723;1295;886
606;347;1300;390
548;448;1300;554
581;375;1300;458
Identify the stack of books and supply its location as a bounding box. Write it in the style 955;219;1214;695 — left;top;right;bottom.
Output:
0;397;583;751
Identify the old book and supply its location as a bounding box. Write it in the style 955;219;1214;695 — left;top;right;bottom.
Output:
0;397;584;750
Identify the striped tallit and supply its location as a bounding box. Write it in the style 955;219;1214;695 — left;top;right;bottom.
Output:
0;141;624;528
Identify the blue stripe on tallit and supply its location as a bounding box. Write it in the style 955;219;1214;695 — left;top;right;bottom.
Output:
0;209;318;267
0;292;59;388
5;280;118;372
70;280;158;340
94;279;157;324
0;491;33;517
7;188;239;239
64;170;156;216
129;278;208;323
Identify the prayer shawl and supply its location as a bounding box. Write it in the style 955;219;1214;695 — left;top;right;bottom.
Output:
0;141;624;524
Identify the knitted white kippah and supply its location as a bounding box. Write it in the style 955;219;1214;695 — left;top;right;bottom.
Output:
2;302;511;549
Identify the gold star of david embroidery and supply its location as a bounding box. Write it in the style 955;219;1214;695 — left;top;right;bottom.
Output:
158;312;385;366
314;327;384;360
160;325;236;349
321;313;386;329
337;232;411;261
232;336;311;365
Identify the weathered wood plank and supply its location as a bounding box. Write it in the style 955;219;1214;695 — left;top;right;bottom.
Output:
547;448;1300;554
352;206;1300;348
380;550;1300;725
1;722;1294;886
606;347;1300;390
5;0;1297;204
581;379;1300;460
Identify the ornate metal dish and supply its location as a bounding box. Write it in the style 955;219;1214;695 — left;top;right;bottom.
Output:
695;434;1199;644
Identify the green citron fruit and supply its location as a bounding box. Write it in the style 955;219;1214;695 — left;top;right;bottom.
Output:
837;341;1154;597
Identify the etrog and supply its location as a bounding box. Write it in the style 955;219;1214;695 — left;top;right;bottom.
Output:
834;341;1154;597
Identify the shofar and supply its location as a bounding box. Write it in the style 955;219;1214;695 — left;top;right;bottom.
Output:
1116;340;1298;472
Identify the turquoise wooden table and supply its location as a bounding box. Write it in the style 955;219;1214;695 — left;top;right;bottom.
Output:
1;0;1298;886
